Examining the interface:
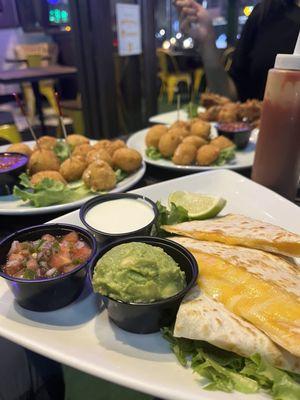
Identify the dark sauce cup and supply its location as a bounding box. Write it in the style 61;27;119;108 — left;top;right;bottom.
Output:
216;122;252;149
0;152;28;195
0;224;97;311
89;236;198;334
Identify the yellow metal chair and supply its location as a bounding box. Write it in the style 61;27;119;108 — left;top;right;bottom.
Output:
15;44;59;122
0;124;21;144
221;46;235;72
157;49;191;103
60;94;85;135
192;68;205;98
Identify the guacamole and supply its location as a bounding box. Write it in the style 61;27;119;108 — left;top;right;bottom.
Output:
92;242;186;303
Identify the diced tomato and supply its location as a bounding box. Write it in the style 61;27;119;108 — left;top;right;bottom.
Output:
42;234;56;242
27;258;38;271
72;243;92;261
63;232;79;243
49;252;72;270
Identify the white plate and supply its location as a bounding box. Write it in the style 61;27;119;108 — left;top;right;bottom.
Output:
149;107;205;125
0;169;299;400
0;141;146;215
127;128;257;172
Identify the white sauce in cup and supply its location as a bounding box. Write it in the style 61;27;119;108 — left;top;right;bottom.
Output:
84;198;155;234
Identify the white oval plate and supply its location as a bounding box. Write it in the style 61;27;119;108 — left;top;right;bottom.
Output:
0;140;146;215
127;127;257;172
149;107;206;125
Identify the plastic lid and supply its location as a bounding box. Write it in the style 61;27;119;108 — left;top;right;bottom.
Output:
274;29;300;70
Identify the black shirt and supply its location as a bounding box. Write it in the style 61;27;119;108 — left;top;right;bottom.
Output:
229;3;300;101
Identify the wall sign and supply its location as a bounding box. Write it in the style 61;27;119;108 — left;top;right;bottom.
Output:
116;3;142;56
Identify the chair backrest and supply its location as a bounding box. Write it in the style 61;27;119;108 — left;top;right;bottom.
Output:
156;49;180;75
14;43;58;66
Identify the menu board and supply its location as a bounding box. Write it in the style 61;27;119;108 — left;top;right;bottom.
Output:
116;3;142;56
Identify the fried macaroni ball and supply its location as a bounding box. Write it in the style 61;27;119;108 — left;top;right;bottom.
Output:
31;170;66;186
190;120;211;139
182;135;207;149
196;144;220;166
93;140;114;155
158;132;181;158
168;127;190;140
169;120;190;130
109;139;126;155
36;136;57;150
113;148;142;173
86;148;113;167
145;125;168;148
66;134;90;147
72;143;93;159
211;135;234;150
59;156;87;182
172;143;197;165
83;160;116;191
28;149;60;174
7;143;32;157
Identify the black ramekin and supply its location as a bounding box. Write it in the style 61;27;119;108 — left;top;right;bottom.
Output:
0;152;28;195
216;122;252;149
0;223;97;311
80;193;158;243
89;236;198;334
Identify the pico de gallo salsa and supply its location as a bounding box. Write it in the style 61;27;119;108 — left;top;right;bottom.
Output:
2;231;92;279
0;153;28;172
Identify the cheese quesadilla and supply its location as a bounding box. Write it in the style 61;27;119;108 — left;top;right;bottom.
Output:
163;214;300;257
170;236;300;357
174;287;300;373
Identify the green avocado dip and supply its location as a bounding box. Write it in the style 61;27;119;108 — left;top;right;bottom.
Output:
92;242;186;303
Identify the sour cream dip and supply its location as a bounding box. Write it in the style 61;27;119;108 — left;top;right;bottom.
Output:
84;198;155;234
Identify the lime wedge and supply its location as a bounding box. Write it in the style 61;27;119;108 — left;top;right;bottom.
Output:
168;191;226;220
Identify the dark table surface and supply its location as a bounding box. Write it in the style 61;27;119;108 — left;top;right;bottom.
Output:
0;65;77;84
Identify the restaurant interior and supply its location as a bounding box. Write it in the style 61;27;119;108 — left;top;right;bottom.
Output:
0;0;299;400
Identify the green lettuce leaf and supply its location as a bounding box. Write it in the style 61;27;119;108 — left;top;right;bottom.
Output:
53;140;71;162
184;102;199;119
115;169;129;183
214;146;236;166
152;201;189;237
146;146;163;160
13;174;90;207
162;328;300;399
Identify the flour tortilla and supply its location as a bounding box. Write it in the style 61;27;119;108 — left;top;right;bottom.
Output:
174;287;300;374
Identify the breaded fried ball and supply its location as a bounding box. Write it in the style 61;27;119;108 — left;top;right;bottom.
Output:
196;144;220;166
59;156;87;182
93;139;112;154
66;134;89;148
109;139;126;155
86;149;113;167
28;149;60;175
182;135;207;149
36;136;57;150
169;120;190;130
145;125;168;148
190;120;211;139
83;160;116;191
168;127;190;140
31;171;66;186
72;143;93;159
7;143;32;157
172;143;197;165
158;132;181;158
211;135;235;150
113;148;142;173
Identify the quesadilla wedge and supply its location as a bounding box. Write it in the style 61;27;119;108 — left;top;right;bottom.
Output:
170;236;300;357
174;287;300;373
163;214;300;257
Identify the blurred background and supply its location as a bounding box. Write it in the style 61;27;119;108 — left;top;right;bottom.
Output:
0;0;259;143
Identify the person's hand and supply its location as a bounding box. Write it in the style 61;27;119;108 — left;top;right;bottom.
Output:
174;0;215;46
